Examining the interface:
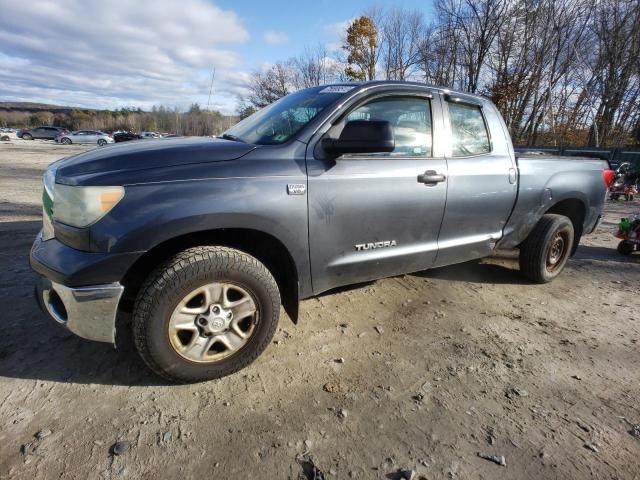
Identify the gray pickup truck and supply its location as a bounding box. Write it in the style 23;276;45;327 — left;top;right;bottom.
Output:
31;81;611;382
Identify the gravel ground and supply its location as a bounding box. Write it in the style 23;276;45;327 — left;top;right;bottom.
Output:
1;139;639;479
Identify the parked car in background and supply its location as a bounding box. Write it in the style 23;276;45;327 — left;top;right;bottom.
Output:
57;130;114;146
140;131;161;139
113;131;142;143
21;126;68;140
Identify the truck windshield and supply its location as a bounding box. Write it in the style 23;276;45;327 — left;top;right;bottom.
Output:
222;86;354;145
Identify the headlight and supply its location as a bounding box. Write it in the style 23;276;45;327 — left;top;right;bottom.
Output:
43;167;56;200
53;184;124;228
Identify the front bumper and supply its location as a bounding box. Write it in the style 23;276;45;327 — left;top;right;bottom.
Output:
30;231;142;287
30;231;142;343
36;278;123;343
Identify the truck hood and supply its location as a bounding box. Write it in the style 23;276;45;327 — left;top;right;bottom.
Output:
54;137;257;185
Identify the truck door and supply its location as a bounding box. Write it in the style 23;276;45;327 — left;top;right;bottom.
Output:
433;94;518;267
306;94;448;294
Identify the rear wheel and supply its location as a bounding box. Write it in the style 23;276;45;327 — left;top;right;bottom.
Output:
61;137;72;145
519;214;574;283
132;246;281;383
97;139;107;146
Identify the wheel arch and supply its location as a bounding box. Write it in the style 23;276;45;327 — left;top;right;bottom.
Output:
544;198;586;254
119;228;300;324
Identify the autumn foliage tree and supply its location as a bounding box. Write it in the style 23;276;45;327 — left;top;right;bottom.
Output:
343;16;379;81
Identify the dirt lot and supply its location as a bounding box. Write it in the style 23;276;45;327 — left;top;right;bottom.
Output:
1;139;639;480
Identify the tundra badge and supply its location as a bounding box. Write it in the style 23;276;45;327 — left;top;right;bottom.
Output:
355;240;398;251
287;184;306;195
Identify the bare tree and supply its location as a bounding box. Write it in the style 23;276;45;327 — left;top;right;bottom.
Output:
380;7;425;80
247;62;294;108
230;0;640;147
291;44;337;89
585;0;640;146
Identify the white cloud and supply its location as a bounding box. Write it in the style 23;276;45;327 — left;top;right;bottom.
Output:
263;31;288;45
0;0;251;113
323;18;354;40
326;42;344;53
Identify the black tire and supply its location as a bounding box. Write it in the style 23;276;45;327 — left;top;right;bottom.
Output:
132;246;280;383
61;137;71;145
617;240;635;256
22;133;33;140
97;139;107;146
519;214;574;283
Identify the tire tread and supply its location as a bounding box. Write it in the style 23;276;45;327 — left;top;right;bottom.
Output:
132;246;280;383
519;214;573;284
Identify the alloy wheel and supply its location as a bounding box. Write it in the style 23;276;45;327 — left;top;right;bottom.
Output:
168;282;258;363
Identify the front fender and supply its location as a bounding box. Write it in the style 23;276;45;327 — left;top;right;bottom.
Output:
90;177;310;292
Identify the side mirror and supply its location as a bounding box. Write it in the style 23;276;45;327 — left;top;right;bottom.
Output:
322;120;395;155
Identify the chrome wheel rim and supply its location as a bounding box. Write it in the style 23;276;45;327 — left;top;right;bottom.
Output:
546;231;569;272
168;282;258;363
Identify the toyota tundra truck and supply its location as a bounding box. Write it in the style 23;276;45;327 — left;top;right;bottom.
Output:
30;81;612;382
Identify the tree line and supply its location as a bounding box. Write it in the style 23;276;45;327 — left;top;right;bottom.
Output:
0;104;237;137
244;0;640;147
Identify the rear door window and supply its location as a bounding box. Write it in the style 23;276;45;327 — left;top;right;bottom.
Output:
448;103;491;156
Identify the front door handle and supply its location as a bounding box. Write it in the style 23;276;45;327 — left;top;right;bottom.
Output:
418;170;446;185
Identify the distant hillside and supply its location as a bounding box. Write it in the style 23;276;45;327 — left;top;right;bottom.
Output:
0;102;110;113
0;102;238;136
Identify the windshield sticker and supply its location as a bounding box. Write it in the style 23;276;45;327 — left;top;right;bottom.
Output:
319;86;355;94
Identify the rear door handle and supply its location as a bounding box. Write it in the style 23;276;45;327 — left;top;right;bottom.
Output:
418;170;446;185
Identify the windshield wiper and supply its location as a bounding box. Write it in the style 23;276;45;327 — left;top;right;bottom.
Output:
219;133;245;143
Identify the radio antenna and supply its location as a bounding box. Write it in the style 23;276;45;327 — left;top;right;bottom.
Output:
206;67;216;111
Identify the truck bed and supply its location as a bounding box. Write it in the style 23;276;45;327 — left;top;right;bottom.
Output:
498;154;609;249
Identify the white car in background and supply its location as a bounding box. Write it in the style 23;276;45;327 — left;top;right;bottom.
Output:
57;130;114;146
139;131;162;139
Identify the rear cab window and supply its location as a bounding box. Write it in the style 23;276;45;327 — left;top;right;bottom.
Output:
447;101;491;157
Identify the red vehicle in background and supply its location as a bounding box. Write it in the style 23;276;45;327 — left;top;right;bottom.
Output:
609;162;639;201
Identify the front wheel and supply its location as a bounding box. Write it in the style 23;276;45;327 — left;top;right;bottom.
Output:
519;214;574;283
61;137;72;145
22;133;33;140
132;246;281;383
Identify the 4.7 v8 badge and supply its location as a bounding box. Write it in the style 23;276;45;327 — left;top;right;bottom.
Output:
354;240;398;251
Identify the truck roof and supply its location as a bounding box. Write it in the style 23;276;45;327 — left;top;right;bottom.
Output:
322;80;489;102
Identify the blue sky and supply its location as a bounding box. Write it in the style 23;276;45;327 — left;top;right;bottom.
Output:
215;0;435;70
0;0;435;114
